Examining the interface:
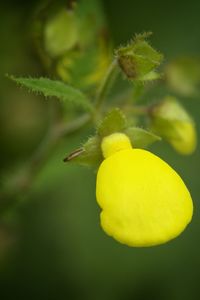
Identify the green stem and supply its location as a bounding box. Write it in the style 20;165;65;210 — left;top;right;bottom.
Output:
24;114;91;178
95;59;118;111
58;114;91;137
129;105;149;115
132;82;144;102
0;114;91;214
123;104;149;116
124;82;144;106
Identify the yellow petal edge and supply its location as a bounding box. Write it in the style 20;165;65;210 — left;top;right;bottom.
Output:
96;133;193;247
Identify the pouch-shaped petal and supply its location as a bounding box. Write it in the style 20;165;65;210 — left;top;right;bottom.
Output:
96;149;193;247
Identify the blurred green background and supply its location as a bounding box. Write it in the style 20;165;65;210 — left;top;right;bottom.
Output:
0;0;200;299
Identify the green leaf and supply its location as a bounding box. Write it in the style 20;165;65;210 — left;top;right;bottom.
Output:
97;108;127;137
125;127;161;148
9;76;93;112
64;136;103;168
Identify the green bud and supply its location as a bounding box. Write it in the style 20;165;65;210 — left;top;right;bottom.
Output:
150;96;197;155
165;57;200;97
116;33;163;81
44;8;79;58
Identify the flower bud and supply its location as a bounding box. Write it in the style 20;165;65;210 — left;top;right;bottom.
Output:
116;33;163;81
150;96;197;155
43;5;78;58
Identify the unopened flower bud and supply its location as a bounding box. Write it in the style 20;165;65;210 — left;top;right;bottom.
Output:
116;33;163;81
150;96;197;155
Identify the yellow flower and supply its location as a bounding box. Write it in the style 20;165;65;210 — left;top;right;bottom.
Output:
96;133;193;247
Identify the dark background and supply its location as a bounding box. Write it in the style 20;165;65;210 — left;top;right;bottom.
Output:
0;0;200;299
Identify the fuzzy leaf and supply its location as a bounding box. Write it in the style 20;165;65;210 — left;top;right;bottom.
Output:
9;76;93;111
97;108;127;137
125;127;161;148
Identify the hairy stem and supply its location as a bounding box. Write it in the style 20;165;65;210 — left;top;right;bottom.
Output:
29;113;91;175
95;59;119;111
128;105;149;115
